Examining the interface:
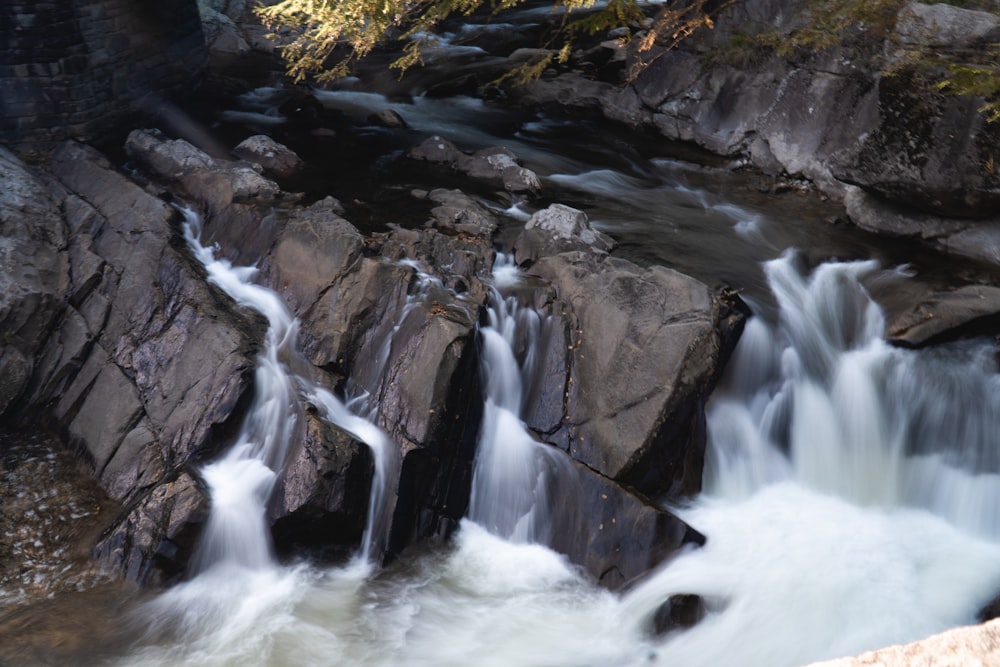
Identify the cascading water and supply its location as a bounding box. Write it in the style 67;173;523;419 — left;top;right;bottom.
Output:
620;251;1000;666
177;207;394;570
467;256;576;544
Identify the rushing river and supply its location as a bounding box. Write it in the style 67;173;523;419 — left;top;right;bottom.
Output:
7;19;1000;666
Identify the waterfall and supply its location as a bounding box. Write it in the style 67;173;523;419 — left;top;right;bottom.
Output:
467;255;575;544
620;251;1000;666
178;208;392;567
705;251;1000;535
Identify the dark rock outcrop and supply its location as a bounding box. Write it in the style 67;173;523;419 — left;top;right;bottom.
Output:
0;0;207;146
510;0;1000;269
19;141;264;585
549;456;706;590
0;147;69;418
410;135;541;194
524;250;723;498
269;411;374;558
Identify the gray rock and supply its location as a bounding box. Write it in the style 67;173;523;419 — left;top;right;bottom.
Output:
896;2;1000;49
833;70;1000;219
367;109;408;129
270;411;374;554
233;135;305;179
92;472;209;585
267;198;365;314
514;203;616;262
548;454;706;590
883;284;1000;347
410;137;541;194
0;147;69;418
125;129;280;206
425;188;499;238
526;251;723;497
30;141;263;584
844;186;1000;266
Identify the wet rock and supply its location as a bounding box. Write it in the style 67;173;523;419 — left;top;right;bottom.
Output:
92;472;209;585
270;411;374;558
125;128;280;207
410;136;541;194
367;109;408;129
233;135;305;179
267;197;365;314
548;455;707;590
424;188;499;238
297;257;413;373
844;187;1000;266
833;65;1000;219
883;284;1000;347
513;203;616;263
28;141;263;584
651;594;707;636
0;147;69;420
525;251;723;498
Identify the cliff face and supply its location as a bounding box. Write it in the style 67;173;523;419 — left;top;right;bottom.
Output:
0;0;206;146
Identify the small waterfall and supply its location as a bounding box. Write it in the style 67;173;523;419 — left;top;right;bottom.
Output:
178;208;392;566
468;255;574;544
705;251;1000;535
620;251;1000;666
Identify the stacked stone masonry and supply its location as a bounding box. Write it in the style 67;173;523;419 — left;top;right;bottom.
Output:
0;0;206;146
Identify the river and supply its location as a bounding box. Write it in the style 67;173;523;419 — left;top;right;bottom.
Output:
6;19;1000;666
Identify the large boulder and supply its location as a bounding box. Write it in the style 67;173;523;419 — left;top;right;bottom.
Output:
269;411;375;559
549;455;706;590
833;64;1000;219
844;187;1000;266
27;141;263;585
524;250;726;498
514;203;615;263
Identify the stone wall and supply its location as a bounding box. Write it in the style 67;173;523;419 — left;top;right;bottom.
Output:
0;0;206;146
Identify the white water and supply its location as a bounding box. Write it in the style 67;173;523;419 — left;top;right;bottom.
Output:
177;209;394;568
468;257;577;544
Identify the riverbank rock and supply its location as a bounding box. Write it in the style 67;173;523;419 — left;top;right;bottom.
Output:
0;147;68;419
125;128;281;211
550;456;706;590
25;141;263;585
804;618;1000;667
845;186;1000;267
506;0;1000;267
270;411;375;559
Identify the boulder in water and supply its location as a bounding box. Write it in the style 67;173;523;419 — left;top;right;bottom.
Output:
513;203;616;263
270;411;375;560
410;136;541;194
233;134;305;179
525;250;725;498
